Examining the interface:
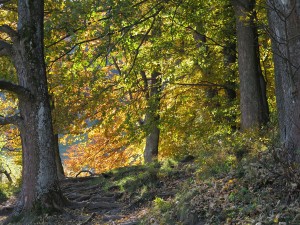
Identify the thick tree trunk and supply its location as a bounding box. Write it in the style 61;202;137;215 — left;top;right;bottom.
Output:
144;71;161;163
232;0;269;130
5;0;65;215
267;0;300;152
54;134;65;179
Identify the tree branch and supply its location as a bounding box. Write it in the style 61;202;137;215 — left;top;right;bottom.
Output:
127;16;157;77
0;0;11;3
140;71;150;99
46;16;111;49
173;81;227;89
0;40;12;57
0;168;12;182
0;114;21;126
0;25;18;41
0;80;32;98
186;26;229;49
48;5;164;66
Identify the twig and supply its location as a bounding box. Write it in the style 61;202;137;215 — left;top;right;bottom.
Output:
75;170;94;177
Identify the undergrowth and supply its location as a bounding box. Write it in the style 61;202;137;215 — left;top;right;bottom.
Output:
5;124;300;225
137;125;300;224
0;182;19;203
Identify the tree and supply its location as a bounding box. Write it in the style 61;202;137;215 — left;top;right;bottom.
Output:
232;0;269;129
0;0;65;216
142;71;162;163
267;0;300;152
54;134;65;179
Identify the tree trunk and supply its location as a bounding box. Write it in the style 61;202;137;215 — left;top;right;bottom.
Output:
54;134;65;179
0;169;13;183
143;71;161;163
223;41;237;131
267;0;300;152
232;0;269;130
0;0;65;216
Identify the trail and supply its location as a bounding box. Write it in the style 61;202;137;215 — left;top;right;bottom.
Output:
0;177;180;225
0;176;145;225
61;176;139;225
0;162;190;225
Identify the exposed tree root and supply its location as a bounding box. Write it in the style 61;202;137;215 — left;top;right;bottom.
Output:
80;212;96;225
0;206;13;216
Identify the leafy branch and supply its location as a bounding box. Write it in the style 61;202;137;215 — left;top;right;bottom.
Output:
48;3;165;66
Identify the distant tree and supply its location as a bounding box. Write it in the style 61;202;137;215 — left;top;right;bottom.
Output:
267;0;300;152
142;71;161;163
0;0;65;217
232;0;269;129
54;134;65;179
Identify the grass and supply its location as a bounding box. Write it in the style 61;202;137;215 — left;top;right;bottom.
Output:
0;182;19;203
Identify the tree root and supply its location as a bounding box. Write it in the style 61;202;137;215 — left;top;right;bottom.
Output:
80;212;96;225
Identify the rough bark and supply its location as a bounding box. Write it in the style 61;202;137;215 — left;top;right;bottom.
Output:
143;71;161;163
232;0;269;130
267;0;300;152
0;0;65;217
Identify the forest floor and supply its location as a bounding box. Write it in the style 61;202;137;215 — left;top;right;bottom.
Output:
1;151;300;224
0;159;194;225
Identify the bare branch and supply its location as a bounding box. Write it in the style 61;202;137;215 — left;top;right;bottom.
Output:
111;56;122;75
0;80;32;98
0;25;18;41
0;40;12;57
0;114;21;126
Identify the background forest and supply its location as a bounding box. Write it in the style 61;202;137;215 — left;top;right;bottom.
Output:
0;0;275;176
0;0;300;224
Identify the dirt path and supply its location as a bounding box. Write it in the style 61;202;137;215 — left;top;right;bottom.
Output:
0;162;193;224
60;176;144;225
0;177;149;224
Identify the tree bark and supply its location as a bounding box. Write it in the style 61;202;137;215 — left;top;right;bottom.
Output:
143;71;161;163
0;0;65;216
267;0;300;152
232;0;269;130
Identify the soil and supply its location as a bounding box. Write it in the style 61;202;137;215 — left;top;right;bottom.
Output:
0;162;191;225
